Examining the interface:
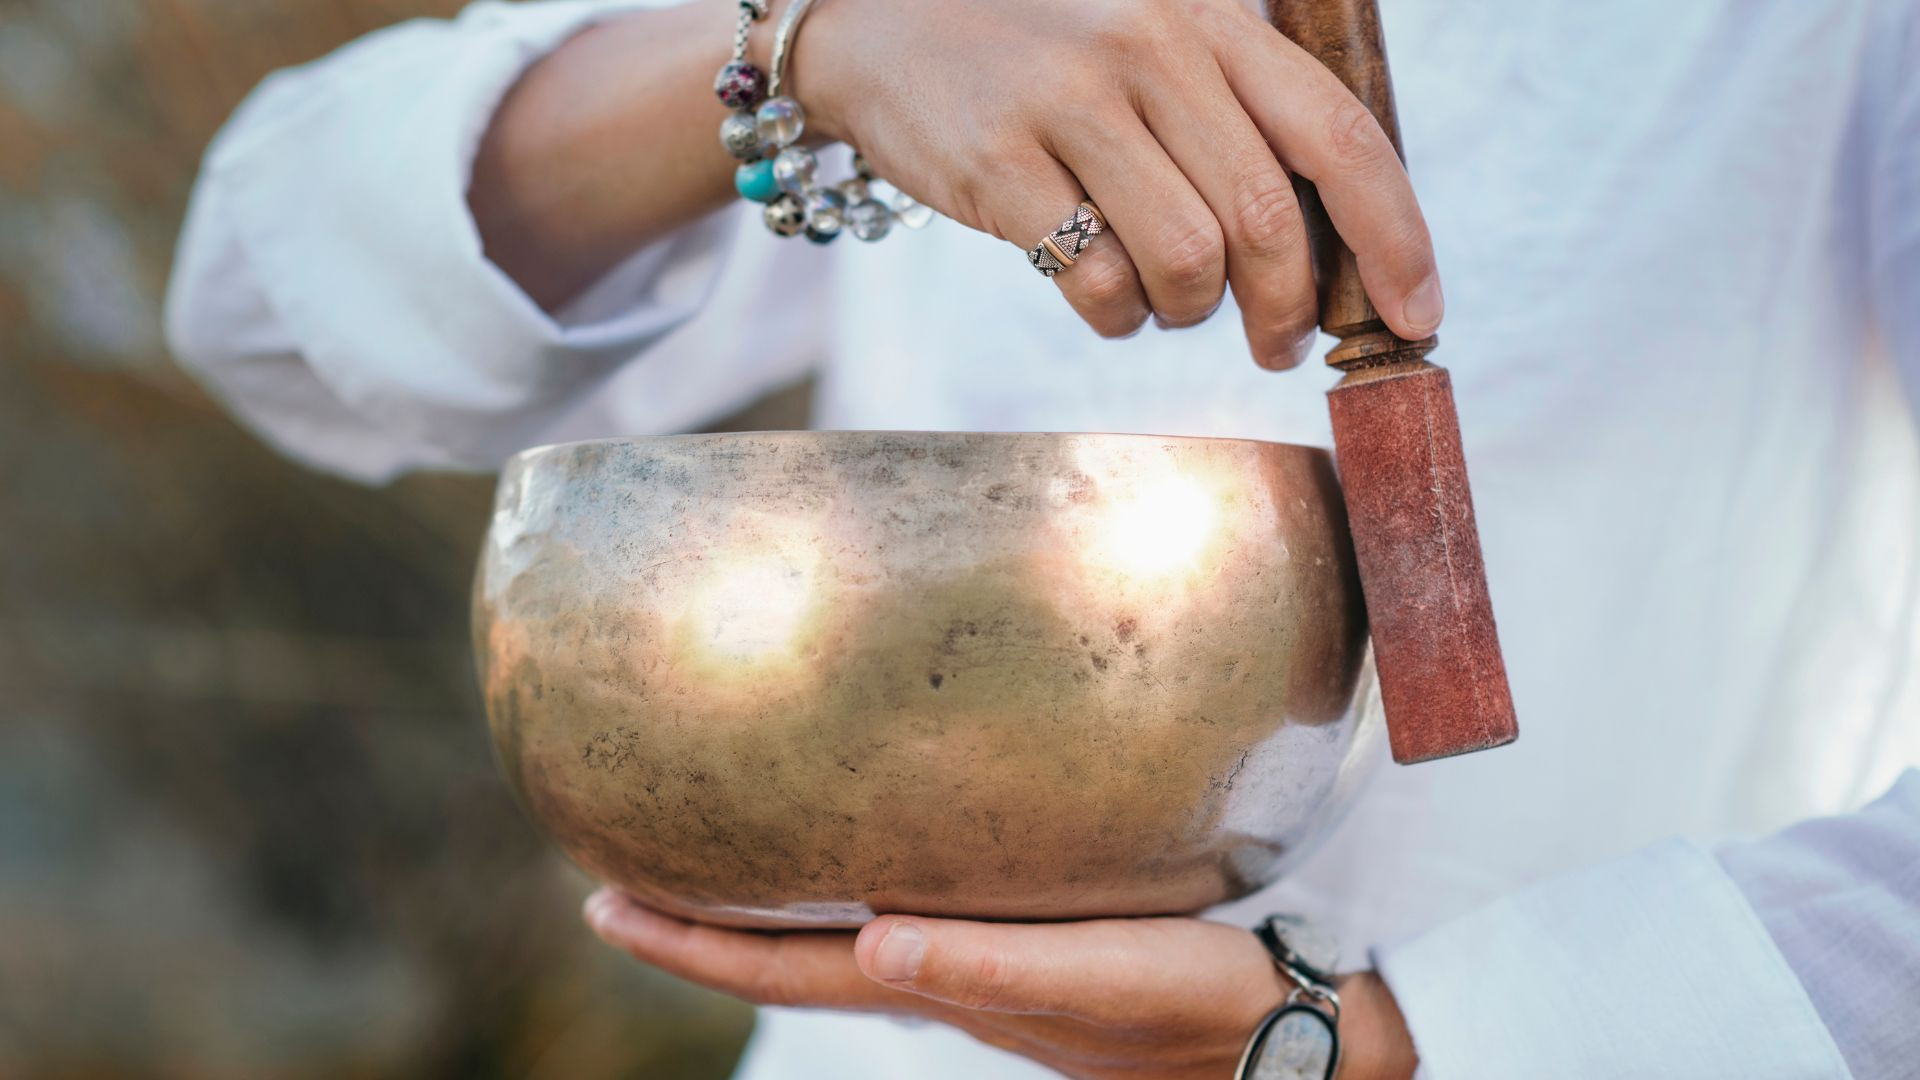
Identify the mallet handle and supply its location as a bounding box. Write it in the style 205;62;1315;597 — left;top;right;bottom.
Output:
1266;0;1417;350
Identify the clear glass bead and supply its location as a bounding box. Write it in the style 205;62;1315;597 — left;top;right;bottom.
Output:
835;177;870;205
847;198;892;242
772;147;817;196
890;190;934;229
754;96;805;149
804;189;846;237
763;193;806;237
719;111;762;160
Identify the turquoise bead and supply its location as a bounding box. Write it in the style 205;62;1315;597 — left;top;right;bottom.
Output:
734;159;781;204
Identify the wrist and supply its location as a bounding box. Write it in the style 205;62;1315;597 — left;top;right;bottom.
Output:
762;0;861;146
1332;972;1419;1080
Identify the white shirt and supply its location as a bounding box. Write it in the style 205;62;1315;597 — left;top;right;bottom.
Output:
165;0;1920;1076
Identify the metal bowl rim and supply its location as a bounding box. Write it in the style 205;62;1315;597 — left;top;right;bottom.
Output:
506;429;1335;470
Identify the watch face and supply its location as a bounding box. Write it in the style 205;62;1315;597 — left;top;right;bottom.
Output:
1247;1004;1340;1080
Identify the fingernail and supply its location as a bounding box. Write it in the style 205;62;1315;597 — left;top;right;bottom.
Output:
871;923;926;983
582;889;618;932
1402;275;1444;334
1259;327;1321;370
1153;302;1221;332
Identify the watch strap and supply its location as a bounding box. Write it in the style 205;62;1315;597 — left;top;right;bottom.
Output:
1236;915;1343;1080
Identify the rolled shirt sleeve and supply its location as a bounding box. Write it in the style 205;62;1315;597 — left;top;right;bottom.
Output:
1870;0;1920;402
1716;773;1920;1077
1377;773;1920;1079
165;0;792;482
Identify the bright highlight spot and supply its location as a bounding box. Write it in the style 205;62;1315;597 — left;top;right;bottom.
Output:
685;545;818;663
1085;474;1220;577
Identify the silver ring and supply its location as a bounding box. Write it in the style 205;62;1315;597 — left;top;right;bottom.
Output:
1027;201;1106;278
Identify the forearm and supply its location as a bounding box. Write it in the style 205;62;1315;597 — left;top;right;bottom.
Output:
468;2;752;310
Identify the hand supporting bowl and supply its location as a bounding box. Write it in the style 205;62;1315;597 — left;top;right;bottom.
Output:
475;432;1381;928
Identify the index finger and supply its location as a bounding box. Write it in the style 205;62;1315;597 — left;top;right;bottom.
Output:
1216;26;1443;340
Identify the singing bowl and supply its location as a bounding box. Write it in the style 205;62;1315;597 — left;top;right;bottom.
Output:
475;431;1382;929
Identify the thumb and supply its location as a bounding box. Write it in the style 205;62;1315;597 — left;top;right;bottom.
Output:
853;915;1099;1017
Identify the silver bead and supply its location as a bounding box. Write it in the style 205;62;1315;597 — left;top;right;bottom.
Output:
835;177;870;205
754;96;805;149
771;147;817;196
890;189;934;229
718;111;762;160
763;193;805;237
804;189;846;237
847;198;892;242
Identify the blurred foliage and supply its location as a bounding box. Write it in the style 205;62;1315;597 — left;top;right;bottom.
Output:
0;1;778;1076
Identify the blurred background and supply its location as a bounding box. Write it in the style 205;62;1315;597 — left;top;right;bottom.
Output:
0;1;804;1075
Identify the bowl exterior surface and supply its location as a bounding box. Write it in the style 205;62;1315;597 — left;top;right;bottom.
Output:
476;432;1379;928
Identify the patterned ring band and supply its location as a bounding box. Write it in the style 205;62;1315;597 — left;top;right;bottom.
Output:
1027;201;1106;278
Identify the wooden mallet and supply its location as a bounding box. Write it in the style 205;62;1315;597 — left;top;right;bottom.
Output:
1269;0;1518;764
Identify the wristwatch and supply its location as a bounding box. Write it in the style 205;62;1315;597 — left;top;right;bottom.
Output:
1234;915;1342;1080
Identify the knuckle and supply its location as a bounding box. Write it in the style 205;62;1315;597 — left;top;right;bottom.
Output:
1065;65;1126;112
743;951;797;1008
1155;220;1225;299
1325;99;1395;176
1084;1;1160;58
1073;255;1139;311
1231;178;1305;254
1384;219;1436;272
975;147;1027;192
955;949;1015;1011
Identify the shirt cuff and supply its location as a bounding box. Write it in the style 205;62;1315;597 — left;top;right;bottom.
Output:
211;0;732;466
1374;838;1851;1080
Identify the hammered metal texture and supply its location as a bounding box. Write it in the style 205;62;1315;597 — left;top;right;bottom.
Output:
475;432;1381;928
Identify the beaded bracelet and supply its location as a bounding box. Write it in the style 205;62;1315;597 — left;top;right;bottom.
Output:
712;0;930;243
